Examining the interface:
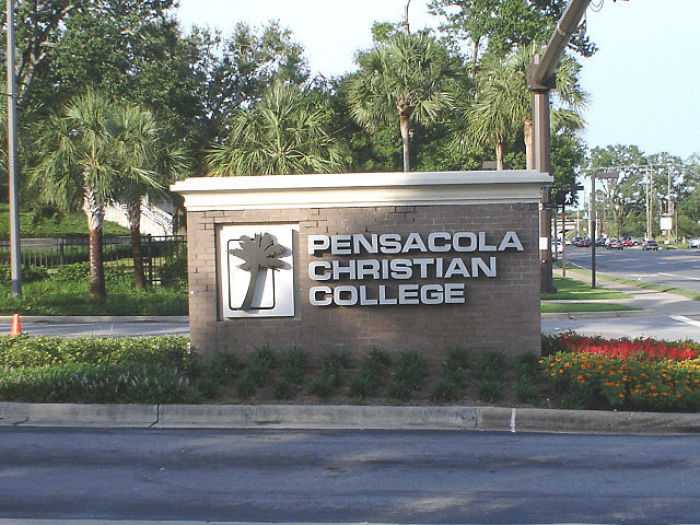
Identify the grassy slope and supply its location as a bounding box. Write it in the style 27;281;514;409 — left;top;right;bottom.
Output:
0;204;129;238
541;276;638;313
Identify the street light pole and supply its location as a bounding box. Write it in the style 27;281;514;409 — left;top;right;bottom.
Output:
6;0;22;297
590;171;598;288
589;168;617;288
527;0;592;293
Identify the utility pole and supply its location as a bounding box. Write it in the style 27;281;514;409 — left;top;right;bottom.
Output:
589;169;617;288
404;0;411;33
527;0;592;293
6;0;22;297
645;165;654;240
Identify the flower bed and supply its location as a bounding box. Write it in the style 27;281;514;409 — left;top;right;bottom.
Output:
557;334;698;361
542;335;700;411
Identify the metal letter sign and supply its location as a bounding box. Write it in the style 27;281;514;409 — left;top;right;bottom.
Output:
219;224;298;318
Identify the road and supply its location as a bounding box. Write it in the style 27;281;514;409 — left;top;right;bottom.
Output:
0;319;189;338
564;246;700;292
1;427;700;524
541;313;700;342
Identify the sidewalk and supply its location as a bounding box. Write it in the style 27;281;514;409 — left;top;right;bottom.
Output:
545;267;700;319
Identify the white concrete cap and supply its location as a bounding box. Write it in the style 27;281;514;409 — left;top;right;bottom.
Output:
171;170;553;211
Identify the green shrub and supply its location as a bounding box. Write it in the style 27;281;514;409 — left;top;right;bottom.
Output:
236;374;257;399
431;376;462;402
244;347;276;387
309;350;351;399
0;334;190;370
192;351;241;398
272;349;308;400
54;262;90;282
0;362;189;403
279;348;308;385
308;374;335;400
348;348;391;400
476;351;506;403
159;256;188;288
388;350;427;401
273;377;296;399
515;353;542;404
477;378;505;402
442;347;471;385
0;265;49;283
515;375;539;404
52;262;131;284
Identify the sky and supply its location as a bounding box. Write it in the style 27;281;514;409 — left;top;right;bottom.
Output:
177;0;700;160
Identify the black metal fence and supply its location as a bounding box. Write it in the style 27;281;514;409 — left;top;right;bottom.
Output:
0;234;187;285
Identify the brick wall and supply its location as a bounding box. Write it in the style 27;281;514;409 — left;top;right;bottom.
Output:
187;203;541;361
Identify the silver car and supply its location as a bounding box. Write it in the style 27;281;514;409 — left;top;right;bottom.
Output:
689;238;700;249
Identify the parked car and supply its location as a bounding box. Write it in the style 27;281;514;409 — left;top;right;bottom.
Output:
689;238;700;249
572;237;583;247
642;239;659;251
620;237;634;247
605;238;623;250
579;238;591;247
596;237;606;247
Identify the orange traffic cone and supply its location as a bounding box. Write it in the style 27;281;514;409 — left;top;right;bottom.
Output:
10;314;21;337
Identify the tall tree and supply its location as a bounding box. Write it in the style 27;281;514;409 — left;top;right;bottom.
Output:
113;105;189;289
346;31;460;172
1;0;180;109
206;83;343;176
428;0;596;69
191;22;310;151
462;45;587;170
29;90;162;299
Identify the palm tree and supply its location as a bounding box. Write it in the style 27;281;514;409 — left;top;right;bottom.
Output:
346;31;458;172
229;233;287;311
114;105;189;289
206;83;343;176
464;45;587;170
29;90;162;299
464;53;524;170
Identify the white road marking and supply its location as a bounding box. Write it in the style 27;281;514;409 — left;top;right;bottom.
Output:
670;315;700;329
659;272;700;281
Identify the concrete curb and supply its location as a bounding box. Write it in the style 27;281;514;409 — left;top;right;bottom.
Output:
2;402;699;434
0;402;158;427
541;310;649;320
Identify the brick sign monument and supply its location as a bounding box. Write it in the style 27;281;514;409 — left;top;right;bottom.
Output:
172;170;551;360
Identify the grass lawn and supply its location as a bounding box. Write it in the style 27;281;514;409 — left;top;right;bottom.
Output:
542;277;630;300
540;276;638;314
564;266;700;302
541;302;639;313
0;279;187;315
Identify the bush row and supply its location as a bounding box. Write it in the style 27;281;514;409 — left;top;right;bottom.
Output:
0;362;190;403
0;334;190;369
0;335;191;403
1;334;698;410
191;346;539;405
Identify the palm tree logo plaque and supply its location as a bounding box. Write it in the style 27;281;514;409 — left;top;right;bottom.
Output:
228;232;289;311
